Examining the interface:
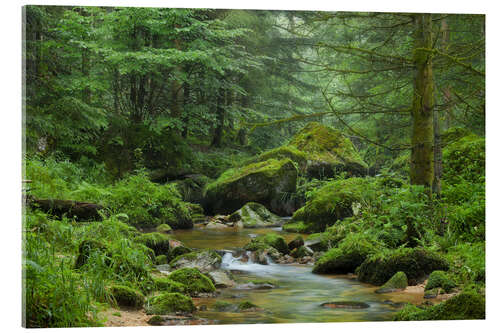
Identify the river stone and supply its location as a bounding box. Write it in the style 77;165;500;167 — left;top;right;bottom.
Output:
234;282;275;290
204;158;298;216
205;222;229;229
321;301;370;309
375;271;408;294
228;202;284;228
170;249;222;273
207;270;236;288
288;235;305;251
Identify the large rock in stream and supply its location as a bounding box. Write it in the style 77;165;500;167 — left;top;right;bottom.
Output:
228;202;284;228
204;158;298;216
170;249;222;273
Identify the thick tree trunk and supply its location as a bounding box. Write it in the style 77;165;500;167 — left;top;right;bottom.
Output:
410;13;434;189
27;196;103;221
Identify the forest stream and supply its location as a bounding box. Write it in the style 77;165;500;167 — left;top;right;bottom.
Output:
171;224;422;324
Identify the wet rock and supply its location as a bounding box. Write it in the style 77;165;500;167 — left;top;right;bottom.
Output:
170;249;222;273
229;202;284;228
288;235;305;251
208;270;236;288
375;271;408;294
321;301;370;309
234;282;275;290
205;222;229;229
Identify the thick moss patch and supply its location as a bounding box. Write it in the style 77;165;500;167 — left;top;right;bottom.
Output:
228;202;283;228
425;270;456;293
153;277;186;293
356;247;449;286
74;239;108;269
244;233;289;254
170;249;222;273
285;177;378;233
156;224;172;234
146;292;195;315
135;232;170;256
109;284;145;308
167;268;216;295
313;234;380;274
204;158;298;216
375;271;408;293
394;291;485;320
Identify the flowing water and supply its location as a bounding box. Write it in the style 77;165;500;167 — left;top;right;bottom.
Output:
172;225;417;324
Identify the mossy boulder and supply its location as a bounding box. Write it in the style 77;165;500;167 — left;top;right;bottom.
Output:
312;234;380;274
394;291;485;320
204;158;298;216
290;245;314;258
244;233;289;255
145;292;195;315
228;202;284;228
167;239;192;262
238;301;259;311
109;284;145;308
153;277;186;293
135;232;170;256
375;271;408;293
425;270;456;293
156;224;172;234
167;268;216;296
213;300;236;312
356;247;449;286
282;221;316;233
287;235;305;251
287;122;368;178
170;249;222;273
284;177;378;233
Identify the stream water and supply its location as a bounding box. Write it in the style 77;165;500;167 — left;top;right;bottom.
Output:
172;226;418;324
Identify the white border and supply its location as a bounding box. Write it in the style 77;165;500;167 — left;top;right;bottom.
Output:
2;1;498;333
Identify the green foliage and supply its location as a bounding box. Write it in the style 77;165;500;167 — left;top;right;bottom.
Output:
153;277;186;293
443;134;485;184
156;224;172;234
394;291;485;320
446;242;485;285
134;232;170;256
145;292;195;315
375;271;408;293
109;284;145;308
425;270;456;293
167;268;216;295
356;247;449;286
313;233;382;274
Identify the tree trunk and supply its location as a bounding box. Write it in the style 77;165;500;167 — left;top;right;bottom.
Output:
410;13;434;189
212;88;225;147
27;196;103;221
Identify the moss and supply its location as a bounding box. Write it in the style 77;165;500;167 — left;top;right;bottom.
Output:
228;202;283;228
153;277;186;293
213;300;234;312
147;315;164;326
109;284;145;308
312;234;380;274
204;158;298;215
135;232;170;256
443;134;485;183
287;235;304;251
146;292;195;315
156;255;168;265
282;221;315;233
356;247;449;286
74;239;108;269
167;268;216;295
375;271;408;293
287;177;379;233
238;301;258;311
249;146;308;172
425;270;456;293
244;233;289;254
168;243;192;262
156;224;172;234
290;246;312;258
394;291;485;320
170;249;222;271
287;122;368;178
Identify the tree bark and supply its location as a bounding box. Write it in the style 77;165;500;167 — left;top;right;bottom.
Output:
410;13;434;189
27;196;103;221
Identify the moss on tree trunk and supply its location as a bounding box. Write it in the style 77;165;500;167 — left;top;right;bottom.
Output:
410;13;434;189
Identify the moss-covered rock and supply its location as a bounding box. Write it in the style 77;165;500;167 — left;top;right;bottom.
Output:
282;221;316;233
156;224;172;234
147;315;164;326
153;277;186;293
213;300;235;312
425;270;456;293
284;177;378;233
287;122;368;178
167;268;216;296
156;254;168;265
204;158;298;216
170;249;222;273
228;202;284;228
394;291;485;320
74;239;108;269
146;292;195;315
167;239;192;262
109;284;145;308
375;271;408;293
290;245;313;258
244;233;289;254
288;235;305;251
312;234;380;274
135;232;170;256
356;247;449;286
238;301;259;311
